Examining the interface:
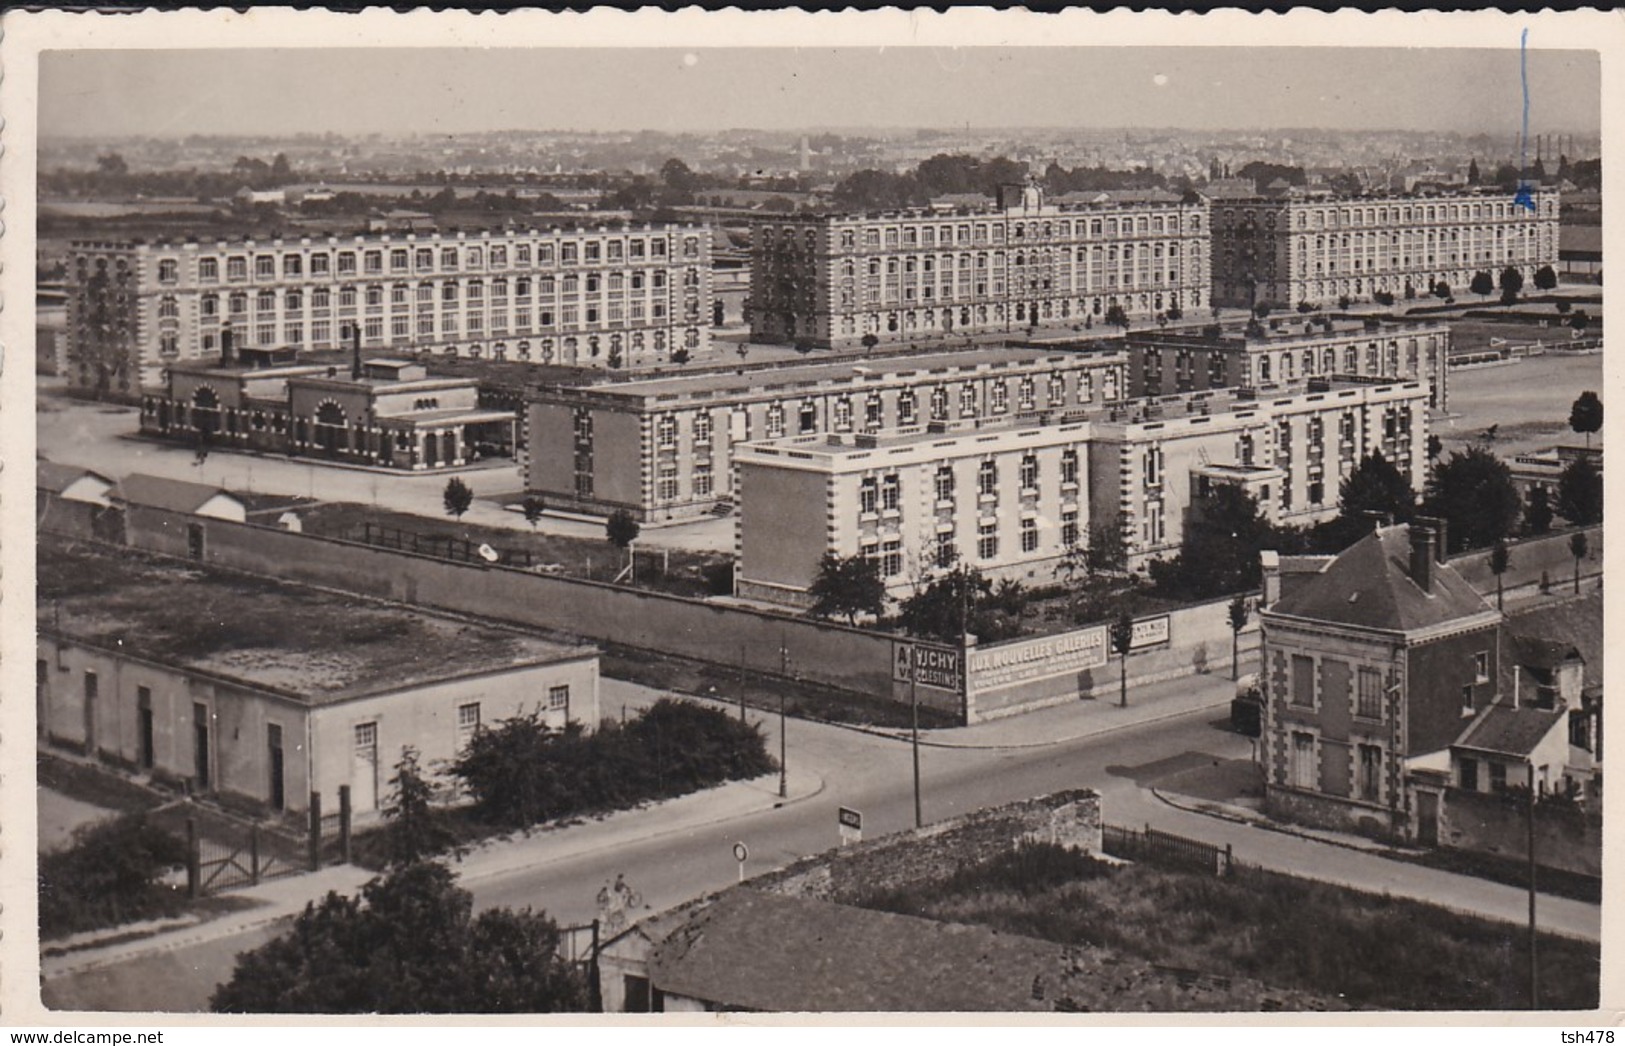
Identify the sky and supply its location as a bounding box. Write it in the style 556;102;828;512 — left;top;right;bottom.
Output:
40;47;1601;138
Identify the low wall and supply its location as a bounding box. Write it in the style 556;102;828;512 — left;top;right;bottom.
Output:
85;507;966;720
754;789;1103;902
966;599;1260;721
1264;784;1403;841
1439;787;1602;879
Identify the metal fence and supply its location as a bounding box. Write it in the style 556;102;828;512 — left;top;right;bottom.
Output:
1102;822;1235;878
191;821;305;895
356;521;538;569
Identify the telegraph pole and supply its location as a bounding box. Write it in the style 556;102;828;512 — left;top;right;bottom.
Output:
778;640;789;799
1527;764;1539;1010
738;643;747;723
910;648;922;828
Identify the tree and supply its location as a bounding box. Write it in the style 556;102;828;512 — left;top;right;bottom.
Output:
860;332;880;351
807;553;886;626
1524;485;1554;536
1227;594;1251;681
1568;391;1602;449
897;566;1021;644
1568;531;1589;594
1110;612;1135;708
1148;484;1273;600
1104;303;1129;329
210;861;591;1013
382;748;462;868
605;509;640;550
1534;265;1559;292
1468;158;1481;185
1422;446;1522;553
1338;449;1417;525
1556;455;1603;526
521;495;546;530
1433;281;1451;300
1427;434;1444;461
442;477;474;520
1469;271;1495;300
1499;266;1525;302
1085;516;1128;576
1489;539;1510;611
39;814;189;939
1571;311;1591;332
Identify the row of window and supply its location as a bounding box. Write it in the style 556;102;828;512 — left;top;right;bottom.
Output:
152;236;702;284
762;211;1203;252
1224;199;1556;230
185;270;693;312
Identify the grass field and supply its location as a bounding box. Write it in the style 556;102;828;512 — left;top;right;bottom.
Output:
848;843;1600;1012
1439;351;1605;457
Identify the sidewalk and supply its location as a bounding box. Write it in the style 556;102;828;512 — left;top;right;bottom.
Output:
40;766;823;981
910;671;1239;750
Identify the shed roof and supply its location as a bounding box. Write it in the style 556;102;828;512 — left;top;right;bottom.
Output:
1453;703;1566;758
648;889;1057;1012
38;538;593;705
116;473;243;515
37;460;112;495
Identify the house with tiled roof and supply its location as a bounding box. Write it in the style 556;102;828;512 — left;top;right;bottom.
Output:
1258;522;1502;840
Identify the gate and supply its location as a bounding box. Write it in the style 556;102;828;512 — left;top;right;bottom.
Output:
184;816;306;897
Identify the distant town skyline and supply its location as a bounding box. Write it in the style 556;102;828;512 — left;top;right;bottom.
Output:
41;47;1600;140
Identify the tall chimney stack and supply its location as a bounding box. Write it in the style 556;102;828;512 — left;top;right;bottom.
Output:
221;324;234;367
1415;514;1448;562
1410;525;1436;593
350;322;363;381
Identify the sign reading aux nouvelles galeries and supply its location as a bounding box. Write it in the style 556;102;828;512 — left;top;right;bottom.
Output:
966;615;1171;693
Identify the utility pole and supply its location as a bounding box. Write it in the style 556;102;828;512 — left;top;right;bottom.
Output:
778;640;789;799
738;643;747;723
910;648;922;828
1527;764;1539;1010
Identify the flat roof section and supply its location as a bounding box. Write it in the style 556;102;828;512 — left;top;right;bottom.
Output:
557;346;1124;402
38;538;593;705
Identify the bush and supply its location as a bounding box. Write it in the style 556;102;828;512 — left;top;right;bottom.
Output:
452;699;776;830
700;560;735;596
39;813;189;938
1296;301;1315;314
1373;290;1396;306
1337;294;1352;310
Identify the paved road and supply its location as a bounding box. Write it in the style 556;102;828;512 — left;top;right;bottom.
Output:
39;704;1242;1013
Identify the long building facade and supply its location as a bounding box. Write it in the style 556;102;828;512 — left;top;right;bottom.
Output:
1210;188;1559;309
66;223;714;398
1123;319;1452;409
733;376;1433;607
526;346;1128;523
749;184;1210;350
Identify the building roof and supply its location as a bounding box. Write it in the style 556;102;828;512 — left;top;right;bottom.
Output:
1268;525;1495;634
559;346;1110;403
648;889;1059;1012
1453;703;1567;758
37;460;112;495
1504;589;1604;692
116;473;243;515
37;538;594;705
1559;224;1601;256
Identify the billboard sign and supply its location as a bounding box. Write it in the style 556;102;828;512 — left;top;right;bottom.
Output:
967;626;1110;693
893;642;962;692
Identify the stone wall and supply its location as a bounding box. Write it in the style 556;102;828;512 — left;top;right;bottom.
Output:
1439;787;1602;879
754;789;1102;903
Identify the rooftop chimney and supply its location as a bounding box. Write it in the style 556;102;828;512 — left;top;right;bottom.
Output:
1410;525;1436;593
1260;550;1281;607
1415;514;1448;562
221;325;234;367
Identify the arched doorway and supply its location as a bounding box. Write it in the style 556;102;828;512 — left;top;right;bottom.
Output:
314;401;347;457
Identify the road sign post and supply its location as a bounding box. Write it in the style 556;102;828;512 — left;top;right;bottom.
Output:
733;841;749;882
838;807;862;847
